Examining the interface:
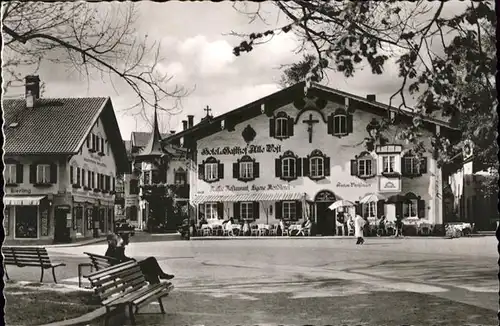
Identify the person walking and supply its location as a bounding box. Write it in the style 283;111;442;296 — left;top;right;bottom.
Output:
105;233;175;284
354;214;366;245
395;214;403;237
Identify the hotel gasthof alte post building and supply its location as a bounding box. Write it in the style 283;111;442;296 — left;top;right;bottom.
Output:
165;81;459;236
3;75;129;244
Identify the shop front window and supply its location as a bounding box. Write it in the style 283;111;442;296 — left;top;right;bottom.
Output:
15;206;38;238
75;206;83;234
4;206;10;236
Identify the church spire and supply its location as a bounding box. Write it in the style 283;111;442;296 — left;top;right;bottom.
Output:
135;106;164;161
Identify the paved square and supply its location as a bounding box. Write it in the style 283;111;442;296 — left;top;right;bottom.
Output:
7;236;498;325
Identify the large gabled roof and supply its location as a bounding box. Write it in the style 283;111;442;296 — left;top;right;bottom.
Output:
3;97;130;173
163;81;459;145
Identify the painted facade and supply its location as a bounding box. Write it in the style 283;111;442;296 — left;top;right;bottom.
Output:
164;83;455;235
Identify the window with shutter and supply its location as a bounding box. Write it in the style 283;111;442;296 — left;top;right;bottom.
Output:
235;155;259;182
278;150;299;181
36;164;51;184
282;201;297;221
271;112;294;139
76;168;81;187
240;202;254;220
329;109;353;137
305;149;328;180
204;202;218;220
353;151;376;179
5;164;17;184
70;166;74;184
201;157;221;183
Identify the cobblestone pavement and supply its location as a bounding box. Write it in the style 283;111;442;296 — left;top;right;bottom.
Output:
6;236;498;325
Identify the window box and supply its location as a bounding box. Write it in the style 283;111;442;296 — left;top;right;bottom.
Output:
102;189;109;194
327;109;353;137
72;184;81;189
83;186;92;191
198;157;224;183
303;149;330;181
269;112;294;140
275;150;301;182
233;155;259;182
88;148;96;153
93;188;100;193
98;151;105;156
381;172;401;178
5;183;18;187
110;190;116;195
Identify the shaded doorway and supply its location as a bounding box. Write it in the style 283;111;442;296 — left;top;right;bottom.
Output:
54;206;71;243
314;190;336;236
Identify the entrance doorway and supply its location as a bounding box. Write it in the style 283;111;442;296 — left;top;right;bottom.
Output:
314;190;336;236
54;206;71;243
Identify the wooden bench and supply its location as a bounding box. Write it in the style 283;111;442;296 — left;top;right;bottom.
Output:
77;252;121;288
2;246;66;283
86;260;174;325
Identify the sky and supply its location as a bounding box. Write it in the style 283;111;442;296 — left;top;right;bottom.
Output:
2;1;472;140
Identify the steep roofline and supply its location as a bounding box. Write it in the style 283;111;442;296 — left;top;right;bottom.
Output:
163;81;459;144
74;97;109;153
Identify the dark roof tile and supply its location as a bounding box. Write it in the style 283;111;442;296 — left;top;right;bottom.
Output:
3;97;108;155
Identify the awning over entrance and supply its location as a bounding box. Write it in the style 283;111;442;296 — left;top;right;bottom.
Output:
359;193;387;204
192;192;306;204
3;195;47;206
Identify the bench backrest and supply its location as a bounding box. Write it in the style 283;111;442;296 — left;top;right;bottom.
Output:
2;246;52;267
86;260;148;306
83;252;120;271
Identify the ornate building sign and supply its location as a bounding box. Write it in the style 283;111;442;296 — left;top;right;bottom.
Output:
378;176;401;192
9;188;32;194
336;182;373;188
200;144;282;156
206;184;293;192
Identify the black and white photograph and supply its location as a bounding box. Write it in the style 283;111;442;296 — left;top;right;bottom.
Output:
1;1;498;325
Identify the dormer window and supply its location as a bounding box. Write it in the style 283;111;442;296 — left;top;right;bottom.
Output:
303;149;330;180
270;112;294;140
350;151;376;179
198;157;224;183
275;150;301;181
233;155;259;182
328;109;353;137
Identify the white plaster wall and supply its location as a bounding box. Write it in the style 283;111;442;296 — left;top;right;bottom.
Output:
191;100;441;224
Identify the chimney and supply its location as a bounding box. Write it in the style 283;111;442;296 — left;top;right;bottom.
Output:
25;75;41;99
187;115;194;128
182;120;188;131
366;94;376;102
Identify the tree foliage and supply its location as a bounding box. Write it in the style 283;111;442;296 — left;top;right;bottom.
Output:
233;1;497;177
2;2;187;114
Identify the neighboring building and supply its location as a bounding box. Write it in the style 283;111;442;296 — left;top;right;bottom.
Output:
122;111;190;230
164;82;459;235
3;76;129;244
446;144;498;230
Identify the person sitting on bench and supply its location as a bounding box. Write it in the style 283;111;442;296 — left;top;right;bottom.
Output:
105;233;174;284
